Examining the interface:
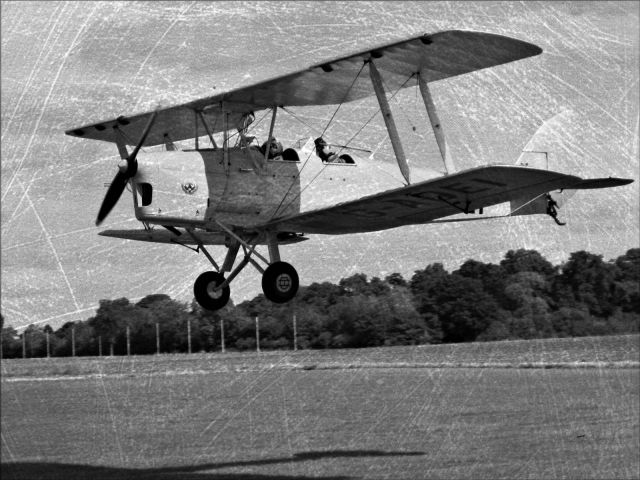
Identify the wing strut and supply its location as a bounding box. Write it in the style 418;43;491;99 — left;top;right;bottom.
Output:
196;110;218;149
369;60;411;185
418;69;456;174
264;107;278;162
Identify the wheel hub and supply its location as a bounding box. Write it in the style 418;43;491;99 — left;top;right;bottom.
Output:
276;273;292;293
207;281;223;299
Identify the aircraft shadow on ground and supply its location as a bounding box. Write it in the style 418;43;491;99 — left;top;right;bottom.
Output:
1;449;425;480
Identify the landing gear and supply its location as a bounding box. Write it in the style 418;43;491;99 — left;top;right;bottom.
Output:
262;261;299;303
186;224;301;311
194;271;230;310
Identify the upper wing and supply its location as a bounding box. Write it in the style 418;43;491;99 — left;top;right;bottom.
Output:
65;30;541;147
255;166;631;235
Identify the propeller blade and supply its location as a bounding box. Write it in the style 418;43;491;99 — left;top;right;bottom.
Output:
95;110;158;226
96;170;129;226
128;110;158;162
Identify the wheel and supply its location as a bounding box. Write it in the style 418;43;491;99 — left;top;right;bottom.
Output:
261;261;299;303
194;271;230;311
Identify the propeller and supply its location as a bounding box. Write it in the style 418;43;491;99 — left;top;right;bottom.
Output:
96;111;158;226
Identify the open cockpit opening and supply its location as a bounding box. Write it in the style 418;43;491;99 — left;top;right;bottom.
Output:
322;153;355;164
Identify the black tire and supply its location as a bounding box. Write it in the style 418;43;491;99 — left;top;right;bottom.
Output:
194;271;230;311
261;261;299;303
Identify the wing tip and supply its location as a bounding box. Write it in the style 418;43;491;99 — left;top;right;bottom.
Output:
572;177;635;189
432;29;543;55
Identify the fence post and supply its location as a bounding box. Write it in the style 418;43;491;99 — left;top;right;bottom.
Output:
22;332;26;358
220;319;225;353
293;314;297;351
98;336;102;357
46;331;50;358
71;326;75;357
255;316;260;353
126;325;131;356
156;322;160;355
187;319;192;354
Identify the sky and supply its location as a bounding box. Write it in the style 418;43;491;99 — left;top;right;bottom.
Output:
1;1;638;330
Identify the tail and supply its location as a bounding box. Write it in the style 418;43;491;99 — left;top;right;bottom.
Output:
510;111;578;224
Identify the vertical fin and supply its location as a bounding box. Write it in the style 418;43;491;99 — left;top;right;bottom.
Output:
511;110;578;216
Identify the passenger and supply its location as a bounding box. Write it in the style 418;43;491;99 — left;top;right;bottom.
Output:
260;138;283;159
314;137;345;163
238;112;256;147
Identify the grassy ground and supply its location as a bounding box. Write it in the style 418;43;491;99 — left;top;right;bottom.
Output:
1;335;639;479
2;334;639;379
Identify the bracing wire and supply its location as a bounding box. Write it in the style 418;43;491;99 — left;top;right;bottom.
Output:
280;106;323;137
337;72;415;158
318;61;368;139
268;62;367;220
271;70;417;220
227;108;271;146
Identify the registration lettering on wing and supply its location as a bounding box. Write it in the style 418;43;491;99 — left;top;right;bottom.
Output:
339;176;508;219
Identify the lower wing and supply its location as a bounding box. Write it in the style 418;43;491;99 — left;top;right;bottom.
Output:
256;165;632;235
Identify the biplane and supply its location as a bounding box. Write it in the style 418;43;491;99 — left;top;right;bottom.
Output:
66;30;633;311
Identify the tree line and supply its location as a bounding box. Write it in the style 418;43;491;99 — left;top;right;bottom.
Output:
1;248;638;358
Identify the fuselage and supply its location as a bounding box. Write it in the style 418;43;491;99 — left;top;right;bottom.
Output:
131;138;443;233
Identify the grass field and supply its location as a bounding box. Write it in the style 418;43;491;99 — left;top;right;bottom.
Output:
2;335;639;479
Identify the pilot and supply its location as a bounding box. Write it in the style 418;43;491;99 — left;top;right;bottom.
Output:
314;136;344;163
261;138;283;159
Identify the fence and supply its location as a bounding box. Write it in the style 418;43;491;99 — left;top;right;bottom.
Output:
4;315;300;358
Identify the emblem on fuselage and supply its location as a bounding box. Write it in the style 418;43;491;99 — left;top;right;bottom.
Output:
182;181;198;195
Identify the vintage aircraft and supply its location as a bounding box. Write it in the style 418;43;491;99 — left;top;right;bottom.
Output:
66;30;633;311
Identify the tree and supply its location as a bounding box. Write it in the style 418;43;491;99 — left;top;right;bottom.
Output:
1;325;22;358
89;298;137;355
328;295;388;348
551;307;590;337
615;248;640;283
454;259;506;305
22;324;47;357
613;249;640;314
294;306;331;349
339;273;369;295
554;251;618;317
299;282;343;314
385;272;407;288
432;275;504;343
411;265;503;343
378;285;426;345
136;295;192;353
410;263;450;341
500;249;555;276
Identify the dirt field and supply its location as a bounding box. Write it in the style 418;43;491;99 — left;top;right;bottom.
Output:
2;336;639;479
